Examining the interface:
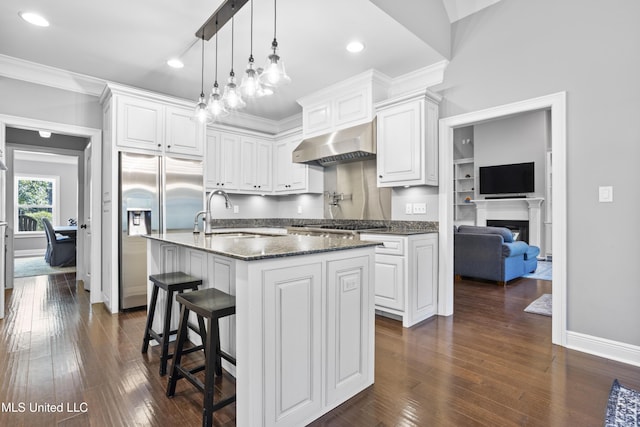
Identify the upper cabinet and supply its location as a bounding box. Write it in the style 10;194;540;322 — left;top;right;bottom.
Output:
205;131;240;191
298;70;390;138
239;137;273;193
103;84;204;158
273;131;323;194
376;90;441;187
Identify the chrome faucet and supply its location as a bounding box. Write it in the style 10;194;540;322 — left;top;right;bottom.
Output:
193;210;206;233
204;190;233;234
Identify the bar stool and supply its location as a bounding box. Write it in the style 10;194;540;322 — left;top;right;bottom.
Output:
141;272;207;376
166;287;236;427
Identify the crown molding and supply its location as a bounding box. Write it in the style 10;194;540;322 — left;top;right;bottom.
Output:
388;59;449;98
0;54;106;97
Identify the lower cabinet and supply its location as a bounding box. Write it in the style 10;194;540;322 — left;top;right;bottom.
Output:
360;233;438;327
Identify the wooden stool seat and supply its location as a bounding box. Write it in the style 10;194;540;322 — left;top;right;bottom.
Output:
166;287;236;427
141;272;206;376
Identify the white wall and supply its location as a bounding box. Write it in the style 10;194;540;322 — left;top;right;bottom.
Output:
436;0;640;346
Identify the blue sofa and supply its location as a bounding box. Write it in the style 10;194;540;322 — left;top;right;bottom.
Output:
454;225;539;284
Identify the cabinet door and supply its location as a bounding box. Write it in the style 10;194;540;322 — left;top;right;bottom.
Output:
219;133;240;189
424;100;439;185
326;255;372;406
117;96;163;152
165;105;203;157
240;137;272;192
334;87;370;129
263;263;323;426
408;235;438;324
273;140;292;192
208;254;236;367
373;254;405;311
377;100;423;186
205;132;222;189
255;139;273;192
303;101;332;137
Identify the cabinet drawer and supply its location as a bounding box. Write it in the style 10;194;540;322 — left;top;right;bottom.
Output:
360;234;405;256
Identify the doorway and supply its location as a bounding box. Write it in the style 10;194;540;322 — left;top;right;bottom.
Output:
0;115;102;319
438;92;567;346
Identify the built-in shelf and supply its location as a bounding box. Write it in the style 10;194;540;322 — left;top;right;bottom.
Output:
454;158;475;221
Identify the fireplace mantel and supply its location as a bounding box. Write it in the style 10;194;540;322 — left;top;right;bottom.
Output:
470;197;544;248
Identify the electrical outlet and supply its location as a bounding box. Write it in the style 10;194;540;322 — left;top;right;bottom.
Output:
233;205;239;214
598;186;613;203
405;203;413;214
297;205;303;214
413;202;427;214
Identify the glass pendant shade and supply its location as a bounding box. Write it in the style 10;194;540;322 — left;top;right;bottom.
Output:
195;94;212;124
241;58;272;98
207;82;229;118
260;40;291;88
223;72;246;110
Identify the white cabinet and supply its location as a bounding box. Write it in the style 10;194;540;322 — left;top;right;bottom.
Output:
205;131;240;190
325;256;372;407
239;137;272;192
298;70;389;138
263;263;323;426
165;105;204;156
114;92;204;157
273;133;323;194
376;91;440;187
117;96;164;152
360;233;438;327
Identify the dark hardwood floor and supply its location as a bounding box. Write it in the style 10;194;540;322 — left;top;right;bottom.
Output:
1;273;638;426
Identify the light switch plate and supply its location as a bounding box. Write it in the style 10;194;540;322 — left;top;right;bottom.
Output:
297;205;303;214
233;205;240;213
405;203;412;214
598;186;613;203
413;202;427;214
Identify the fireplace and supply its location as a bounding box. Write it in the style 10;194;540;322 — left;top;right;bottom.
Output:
487;219;529;243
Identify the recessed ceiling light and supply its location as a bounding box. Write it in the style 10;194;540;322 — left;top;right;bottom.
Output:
38;131;51;138
18;11;50;27
346;41;365;53
167;58;184;69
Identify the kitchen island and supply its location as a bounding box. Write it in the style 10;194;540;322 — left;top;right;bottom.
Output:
144;231;378;427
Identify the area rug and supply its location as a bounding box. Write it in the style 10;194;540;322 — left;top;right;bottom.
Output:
524;293;552;316
605;379;640;426
14;256;76;278
523;260;552;280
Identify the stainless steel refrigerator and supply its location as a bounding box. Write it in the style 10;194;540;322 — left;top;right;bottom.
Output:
119;152;203;310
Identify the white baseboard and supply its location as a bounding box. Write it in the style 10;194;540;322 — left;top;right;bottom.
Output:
15;249;46;258
566;331;640;368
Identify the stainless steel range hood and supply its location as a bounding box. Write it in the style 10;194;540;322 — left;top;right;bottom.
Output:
292;119;376;166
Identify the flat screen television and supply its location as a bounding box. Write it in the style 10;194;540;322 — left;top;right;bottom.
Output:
479;162;534;195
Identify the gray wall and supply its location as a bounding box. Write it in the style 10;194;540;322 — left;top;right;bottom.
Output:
9;149;80;255
474;110;548;198
436;0;640;346
0;78;102;129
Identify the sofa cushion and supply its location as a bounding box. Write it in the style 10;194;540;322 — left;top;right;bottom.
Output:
457;225;514;243
525;245;541;260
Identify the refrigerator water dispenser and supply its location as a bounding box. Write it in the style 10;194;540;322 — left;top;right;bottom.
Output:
127;209;151;236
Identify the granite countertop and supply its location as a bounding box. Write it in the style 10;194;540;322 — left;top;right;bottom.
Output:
144;232;379;261
357;228;438;236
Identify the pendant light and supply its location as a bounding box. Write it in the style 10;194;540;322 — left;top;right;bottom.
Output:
260;0;291;88
207;19;229;119
222;11;246;110
194;34;212;123
240;0;273;98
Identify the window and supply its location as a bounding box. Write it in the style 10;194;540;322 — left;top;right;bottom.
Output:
15;175;59;233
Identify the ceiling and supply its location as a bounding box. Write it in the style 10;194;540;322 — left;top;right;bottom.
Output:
0;0;500;122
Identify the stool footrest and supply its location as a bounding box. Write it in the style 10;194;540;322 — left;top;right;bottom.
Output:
219;350;236;366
